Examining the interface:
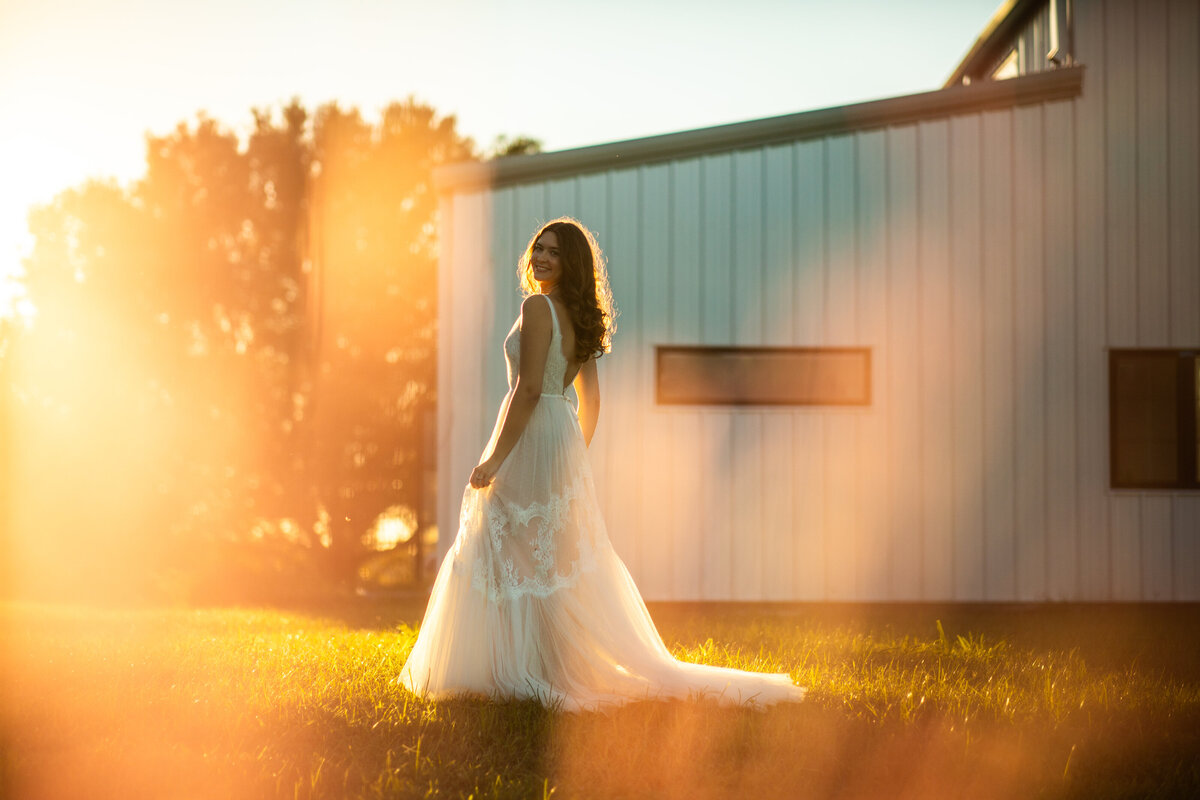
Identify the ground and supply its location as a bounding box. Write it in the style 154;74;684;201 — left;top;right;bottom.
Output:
2;600;1198;799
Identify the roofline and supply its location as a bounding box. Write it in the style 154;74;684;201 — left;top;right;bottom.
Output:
943;0;1046;88
435;65;1083;194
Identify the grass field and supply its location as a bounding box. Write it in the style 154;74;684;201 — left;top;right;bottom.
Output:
3;600;1199;799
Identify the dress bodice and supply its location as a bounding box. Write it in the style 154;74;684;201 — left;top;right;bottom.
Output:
503;294;569;395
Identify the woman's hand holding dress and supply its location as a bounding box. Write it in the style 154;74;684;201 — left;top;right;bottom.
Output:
469;457;500;488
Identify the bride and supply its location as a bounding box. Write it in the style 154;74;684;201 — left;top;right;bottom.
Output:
398;217;805;711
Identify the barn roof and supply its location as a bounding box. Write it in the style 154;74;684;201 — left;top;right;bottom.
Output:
943;0;1051;87
434;65;1080;193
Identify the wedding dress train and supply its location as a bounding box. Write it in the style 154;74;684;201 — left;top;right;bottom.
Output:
398;294;805;712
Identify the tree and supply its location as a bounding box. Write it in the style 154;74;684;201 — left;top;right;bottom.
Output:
487;134;543;158
10;98;476;602
305;100;472;586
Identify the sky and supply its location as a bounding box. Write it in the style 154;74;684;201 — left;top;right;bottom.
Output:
0;0;1002;320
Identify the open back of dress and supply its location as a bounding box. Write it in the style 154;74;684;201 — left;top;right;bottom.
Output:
399;294;805;711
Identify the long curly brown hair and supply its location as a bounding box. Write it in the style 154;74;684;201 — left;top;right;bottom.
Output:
518;217;617;362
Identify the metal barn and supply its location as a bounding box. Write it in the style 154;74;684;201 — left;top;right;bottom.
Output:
432;0;1200;602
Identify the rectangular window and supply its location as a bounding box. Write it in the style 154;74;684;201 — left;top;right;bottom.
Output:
656;346;871;407
1109;349;1200;490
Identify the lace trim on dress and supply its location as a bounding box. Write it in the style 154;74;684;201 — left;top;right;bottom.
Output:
469;483;599;603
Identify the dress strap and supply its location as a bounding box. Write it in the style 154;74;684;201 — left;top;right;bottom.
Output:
541;293;561;340
541;294;569;397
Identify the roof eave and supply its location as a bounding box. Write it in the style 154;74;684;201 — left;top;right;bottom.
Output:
435;65;1084;194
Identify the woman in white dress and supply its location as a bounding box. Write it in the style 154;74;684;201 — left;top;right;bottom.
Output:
398;217;806;711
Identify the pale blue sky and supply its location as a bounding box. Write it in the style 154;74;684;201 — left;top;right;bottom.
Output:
0;0;1001;315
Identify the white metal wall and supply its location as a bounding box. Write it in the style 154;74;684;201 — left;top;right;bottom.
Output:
438;0;1200;601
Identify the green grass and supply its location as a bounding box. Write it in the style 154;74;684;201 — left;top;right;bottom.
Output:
3;601;1199;799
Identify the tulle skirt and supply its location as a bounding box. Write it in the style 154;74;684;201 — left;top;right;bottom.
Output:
397;391;806;712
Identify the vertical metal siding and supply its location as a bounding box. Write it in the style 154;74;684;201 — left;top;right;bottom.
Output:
1104;0;1138;350
1104;0;1146;601
669;161;705;599
981;108;1018;600
793;140;829;600
1013;104;1048;601
1178;498;1200;601
637;164;675;599
918;119;956;601
1043;99;1079;600
485;188;515;441
1167;0;1200;350
1143;497;1174;600
1073;0;1111;600
762;145;797;601
886;126;923;600
1135;0;1175;601
731;151;766;600
824;136;860;602
605;169;643;584
699;154;734;599
1137;0;1171;349
1167;0;1200;601
439;191;490;563
578;175;611;526
854;130;890;602
949;114;987;601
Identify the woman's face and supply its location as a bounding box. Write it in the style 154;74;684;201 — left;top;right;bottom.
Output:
531;230;563;292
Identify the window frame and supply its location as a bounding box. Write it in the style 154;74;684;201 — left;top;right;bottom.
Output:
1108;348;1200;491
654;345;872;408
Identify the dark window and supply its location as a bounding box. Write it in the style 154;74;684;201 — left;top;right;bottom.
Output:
656;346;871;407
1109;349;1200;490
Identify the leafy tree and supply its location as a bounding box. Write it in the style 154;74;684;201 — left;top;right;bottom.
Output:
488;134;543;158
9;98;476;602
305;100;472;586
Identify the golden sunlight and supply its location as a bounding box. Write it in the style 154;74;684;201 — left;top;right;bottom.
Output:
5;99;460;603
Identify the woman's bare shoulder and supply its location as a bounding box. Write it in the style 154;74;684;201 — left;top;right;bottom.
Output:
519;294;551;326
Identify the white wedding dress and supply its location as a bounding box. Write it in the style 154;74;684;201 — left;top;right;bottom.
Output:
398;294;805;711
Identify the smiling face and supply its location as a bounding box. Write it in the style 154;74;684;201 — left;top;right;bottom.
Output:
530;230;563;292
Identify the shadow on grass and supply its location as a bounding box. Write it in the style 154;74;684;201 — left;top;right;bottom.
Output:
14;693;1197;800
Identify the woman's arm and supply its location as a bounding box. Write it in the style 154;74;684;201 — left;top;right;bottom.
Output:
573;357;600;447
469;296;552;488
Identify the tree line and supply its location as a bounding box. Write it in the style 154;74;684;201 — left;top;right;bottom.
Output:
4;98;537;602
